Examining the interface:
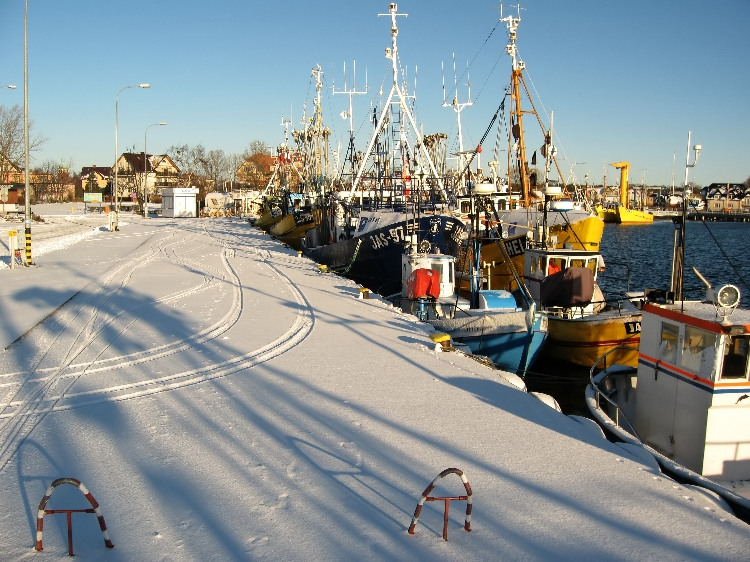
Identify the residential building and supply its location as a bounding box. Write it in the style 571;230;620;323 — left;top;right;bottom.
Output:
112;152;180;201
80;165;111;192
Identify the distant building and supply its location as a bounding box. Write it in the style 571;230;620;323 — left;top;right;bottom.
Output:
112;152;180;201
81;165;111;192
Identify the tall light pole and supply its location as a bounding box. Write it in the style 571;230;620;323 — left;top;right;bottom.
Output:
144;122;166;218
23;0;31;264
2;84;16;89
114;83;149;218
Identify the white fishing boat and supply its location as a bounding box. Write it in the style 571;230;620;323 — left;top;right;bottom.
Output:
586;283;750;520
586;135;750;521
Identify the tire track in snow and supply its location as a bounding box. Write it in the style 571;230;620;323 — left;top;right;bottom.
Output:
0;222;314;470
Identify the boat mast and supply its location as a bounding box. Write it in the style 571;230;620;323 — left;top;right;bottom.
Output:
502;4;530;207
671;131;702;301
347;3;446;201
292;65;331;197
442;54;472;189
311;65;330;191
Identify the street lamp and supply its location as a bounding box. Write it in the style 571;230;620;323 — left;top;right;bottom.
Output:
23;0;31;264
114;83;149;219
144;122;167;218
3;84;16;89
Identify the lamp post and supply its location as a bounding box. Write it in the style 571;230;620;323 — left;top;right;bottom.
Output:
3;84;16;89
670;131;702;301
114;83;149;218
23;0;31;264
143;122;167;218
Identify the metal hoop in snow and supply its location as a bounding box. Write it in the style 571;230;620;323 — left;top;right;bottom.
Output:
408;467;472;541
35;477;114;556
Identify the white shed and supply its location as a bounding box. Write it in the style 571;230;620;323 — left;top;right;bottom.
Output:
162;187;198;217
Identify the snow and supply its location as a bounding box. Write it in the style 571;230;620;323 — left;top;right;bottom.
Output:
0;205;749;560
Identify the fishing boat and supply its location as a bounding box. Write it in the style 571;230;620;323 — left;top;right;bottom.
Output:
586;135;750;520
457;114;641;369
303;3;466;294
476;5;604;250
398;224;548;376
595;162;654;224
255;124;301;233
523;244;641;369
450;4;604;305
267;67;332;250
586;283;750;518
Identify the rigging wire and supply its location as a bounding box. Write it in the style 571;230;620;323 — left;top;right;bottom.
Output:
696;213;750;293
517;48;576;186
444;19;502;104
458;98;506;181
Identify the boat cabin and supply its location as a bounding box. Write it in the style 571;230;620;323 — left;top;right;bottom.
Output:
523;247;604;313
633;293;750;480
399;250;521;321
401;252;456;299
454;182;518;229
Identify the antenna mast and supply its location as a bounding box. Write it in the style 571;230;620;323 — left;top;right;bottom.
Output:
443;53;473;186
333;60;368;178
348;3;446;200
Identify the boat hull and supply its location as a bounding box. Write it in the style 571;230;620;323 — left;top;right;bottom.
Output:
255;210;283;231
272;210;319;251
305;214;465;295
616;207;654;224
543;311;641;368
596;205;619;223
502;210;604;251
596;204;654;224
429;310;548;375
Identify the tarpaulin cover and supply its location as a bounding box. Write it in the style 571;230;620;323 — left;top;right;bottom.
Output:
540;266;595;307
407;268;441;299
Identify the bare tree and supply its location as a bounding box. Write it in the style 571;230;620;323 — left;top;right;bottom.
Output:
227;153;244;190
0;104;46;180
33;161;73;202
202;149;228;191
168;143;208;189
248;140;271;156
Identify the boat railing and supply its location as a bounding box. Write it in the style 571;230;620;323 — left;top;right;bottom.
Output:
597;260;633;293
600;290;642;313
589;345;642;441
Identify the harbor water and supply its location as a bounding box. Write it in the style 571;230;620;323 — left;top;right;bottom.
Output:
526;219;750;414
597;220;750;307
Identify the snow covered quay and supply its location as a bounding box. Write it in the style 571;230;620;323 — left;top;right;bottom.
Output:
0;210;748;560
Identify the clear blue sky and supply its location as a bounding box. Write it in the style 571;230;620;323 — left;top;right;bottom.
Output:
1;0;748;187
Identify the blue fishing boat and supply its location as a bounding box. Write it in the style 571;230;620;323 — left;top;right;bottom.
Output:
397;202;548;376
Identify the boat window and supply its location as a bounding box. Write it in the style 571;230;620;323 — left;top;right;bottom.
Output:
679;326;717;378
658;322;679;364
720;336;750;380
430;263;443;281
570;259;585;268
460;200;471;214
548;258;564;275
